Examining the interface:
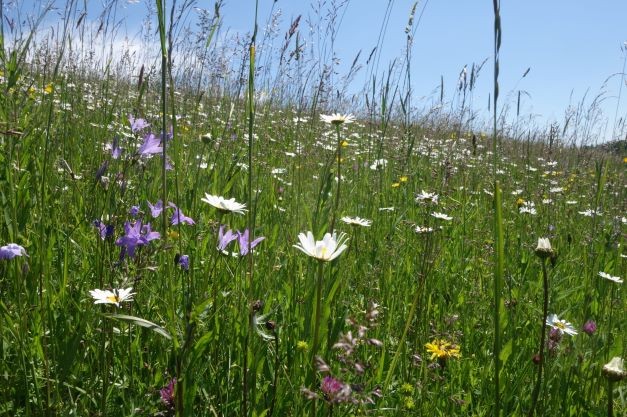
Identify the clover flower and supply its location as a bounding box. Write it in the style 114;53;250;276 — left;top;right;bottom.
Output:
160;378;176;410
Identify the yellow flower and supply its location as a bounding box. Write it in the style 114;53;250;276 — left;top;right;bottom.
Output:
296;340;309;351
425;339;461;361
623;156;627;164
44;83;53;94
516;198;525;208
391;182;400;188
167;230;180;239
399;176;408;183
341;140;348;147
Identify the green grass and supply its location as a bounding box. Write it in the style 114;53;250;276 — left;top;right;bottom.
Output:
0;1;625;416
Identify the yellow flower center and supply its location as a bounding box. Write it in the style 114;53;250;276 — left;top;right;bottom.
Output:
106;295;120;304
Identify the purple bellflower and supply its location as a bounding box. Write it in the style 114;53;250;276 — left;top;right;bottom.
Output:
111;136;122;159
177;254;189;271
137;133;162;157
237;229;265;256
115;220;161;260
129;115;150;133
93;220;115;240
147;200;164;218
167;202;195;226
217;225;238;252
0;243;27;260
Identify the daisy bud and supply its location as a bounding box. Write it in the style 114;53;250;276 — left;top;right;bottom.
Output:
602;357;626;381
535;237;553;259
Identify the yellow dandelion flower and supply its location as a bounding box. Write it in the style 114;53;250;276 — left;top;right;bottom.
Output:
425;339;461;361
44;83;53;94
341;140;349;147
391;182;400;188
296;340;309;351
399;176;408;183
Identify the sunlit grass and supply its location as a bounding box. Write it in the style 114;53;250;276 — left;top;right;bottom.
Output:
0;1;625;417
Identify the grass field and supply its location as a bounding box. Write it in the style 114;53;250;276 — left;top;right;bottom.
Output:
0;1;625;416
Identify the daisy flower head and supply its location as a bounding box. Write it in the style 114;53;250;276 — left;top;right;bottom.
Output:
545;313;577;336
535;237;553;259
341;216;372;227
415;190;439;204
415;226;434;234
320;113;355;125
602;357;626;381
201;193;247;215
89;287;135;307
431;212;452;221
598;271;623;284
293;231;349;262
425;339;461;361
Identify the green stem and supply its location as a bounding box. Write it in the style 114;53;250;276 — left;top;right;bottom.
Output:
312;260;325;362
607;379;614;417
384;280;422;389
528;260;549;417
329;125;342;233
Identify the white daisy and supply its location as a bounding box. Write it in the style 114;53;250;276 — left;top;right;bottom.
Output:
598;271;623;284
201;193;247;214
320;113;355;125
415;190;439;204
602;357;626;381
341;216;372;227
293;231;349;262
415;226;434;234
431;212;452;221
545;313;577;336
535;237;553;255
89;288;135;307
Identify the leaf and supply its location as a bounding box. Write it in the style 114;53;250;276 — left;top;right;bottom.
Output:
107;314;171;340
499;339;512;364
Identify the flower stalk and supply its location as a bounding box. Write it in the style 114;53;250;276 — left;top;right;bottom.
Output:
528;258;550;417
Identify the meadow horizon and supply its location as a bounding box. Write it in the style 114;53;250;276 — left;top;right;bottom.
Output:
0;1;624;416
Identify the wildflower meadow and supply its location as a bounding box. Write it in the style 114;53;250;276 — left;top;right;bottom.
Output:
0;1;625;416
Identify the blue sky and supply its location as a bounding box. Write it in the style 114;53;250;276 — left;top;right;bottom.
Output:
219;0;626;140
10;0;627;141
